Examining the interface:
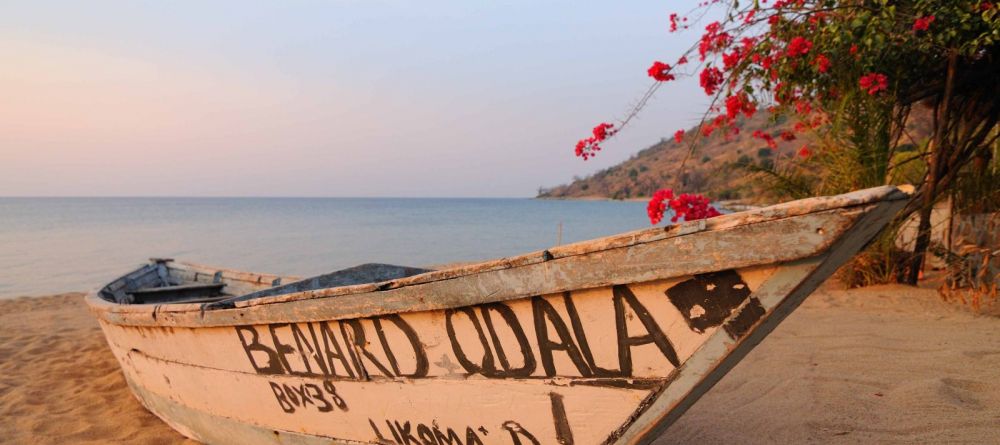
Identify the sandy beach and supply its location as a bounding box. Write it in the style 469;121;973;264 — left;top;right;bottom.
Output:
1;284;997;445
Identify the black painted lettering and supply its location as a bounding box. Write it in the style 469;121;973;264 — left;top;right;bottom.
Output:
465;427;484;445
281;383;300;407
502;421;540;445
562;293;619;377
236;326;284;374
305;383;333;412
289;323;317;375
480;303;536;377
532;297;593;377
417;424;437;445
370;418;396;444
339;321;370;379
304;323;331;376
387;419;404;444
344;319;394;377
613;285;681;375
393;420;420;445
373;314;429;378
268;381;295;413
446;307;496;375
289;383;314;408
549;392;574;444
434;426;465;445
320;321;356;379
323;380;348;410
268;324;298;374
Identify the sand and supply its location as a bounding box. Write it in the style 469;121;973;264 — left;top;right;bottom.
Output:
1;285;997;444
0;293;196;445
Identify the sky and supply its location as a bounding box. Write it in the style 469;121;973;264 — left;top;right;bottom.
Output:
1;0;712;197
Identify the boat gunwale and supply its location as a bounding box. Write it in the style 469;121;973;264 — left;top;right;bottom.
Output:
85;185;909;324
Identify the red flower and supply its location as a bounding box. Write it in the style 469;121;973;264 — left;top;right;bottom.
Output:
849;44;859;55
814;54;830;73
912;15;935;32
752;130;777;148
574;123;616;160
859;73;888;95
724;93;756;120
647;61;675;82
786;36;812;57
795;100;812;115
677;55;689;65
779;131;796;141
808;11;827;26
669;13;680;32
647;189;674;225
798;145;812;158
647;188;720;225
592;122;615;140
698;21;732;60
674;129;685;143
722;50;743;70
701;121;717;137
699;66;724;96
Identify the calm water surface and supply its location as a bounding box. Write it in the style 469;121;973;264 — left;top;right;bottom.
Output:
0;198;650;297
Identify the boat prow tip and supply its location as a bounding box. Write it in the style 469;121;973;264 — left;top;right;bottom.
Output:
895;184;916;196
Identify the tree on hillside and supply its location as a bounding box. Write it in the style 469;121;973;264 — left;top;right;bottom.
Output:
574;0;1000;285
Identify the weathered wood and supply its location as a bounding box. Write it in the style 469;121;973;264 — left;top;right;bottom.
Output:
619;186;908;444
128;283;227;304
98;267;776;379
85;186;910;445
126;380;358;445
93;206;868;328
165;261;299;297
222;263;433;305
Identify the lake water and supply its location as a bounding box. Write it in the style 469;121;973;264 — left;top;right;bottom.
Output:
0;198;650;297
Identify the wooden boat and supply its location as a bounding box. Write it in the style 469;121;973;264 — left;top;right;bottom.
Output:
86;185;910;445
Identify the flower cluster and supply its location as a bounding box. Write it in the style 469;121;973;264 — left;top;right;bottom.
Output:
699;22;733;61
570;0;990;227
669;13;687;32
725;92;756;119
699;66;724;95
647;189;722;225
814;54;830;73
859;73;888;95
751;129;778;148
647;61;676;81
912;15;935;32
574;122;616;160
786;36;813;57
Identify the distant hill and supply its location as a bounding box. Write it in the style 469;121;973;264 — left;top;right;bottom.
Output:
538;113;808;202
538;109;931;203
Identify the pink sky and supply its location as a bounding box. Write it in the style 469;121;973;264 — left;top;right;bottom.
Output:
0;1;709;197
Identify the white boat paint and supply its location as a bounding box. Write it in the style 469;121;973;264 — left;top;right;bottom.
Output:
87;186;911;445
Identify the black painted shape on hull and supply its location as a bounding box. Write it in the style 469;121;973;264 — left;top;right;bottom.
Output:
665;270;751;333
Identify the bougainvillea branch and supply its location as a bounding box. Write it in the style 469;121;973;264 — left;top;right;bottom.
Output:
572;0;999;234
646;189;721;225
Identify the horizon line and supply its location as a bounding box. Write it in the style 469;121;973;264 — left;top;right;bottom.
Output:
0;195;545;200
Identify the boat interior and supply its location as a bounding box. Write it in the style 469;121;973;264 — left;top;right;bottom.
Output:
98;258;431;306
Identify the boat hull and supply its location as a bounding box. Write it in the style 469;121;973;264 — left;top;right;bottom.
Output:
87;186;910;445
